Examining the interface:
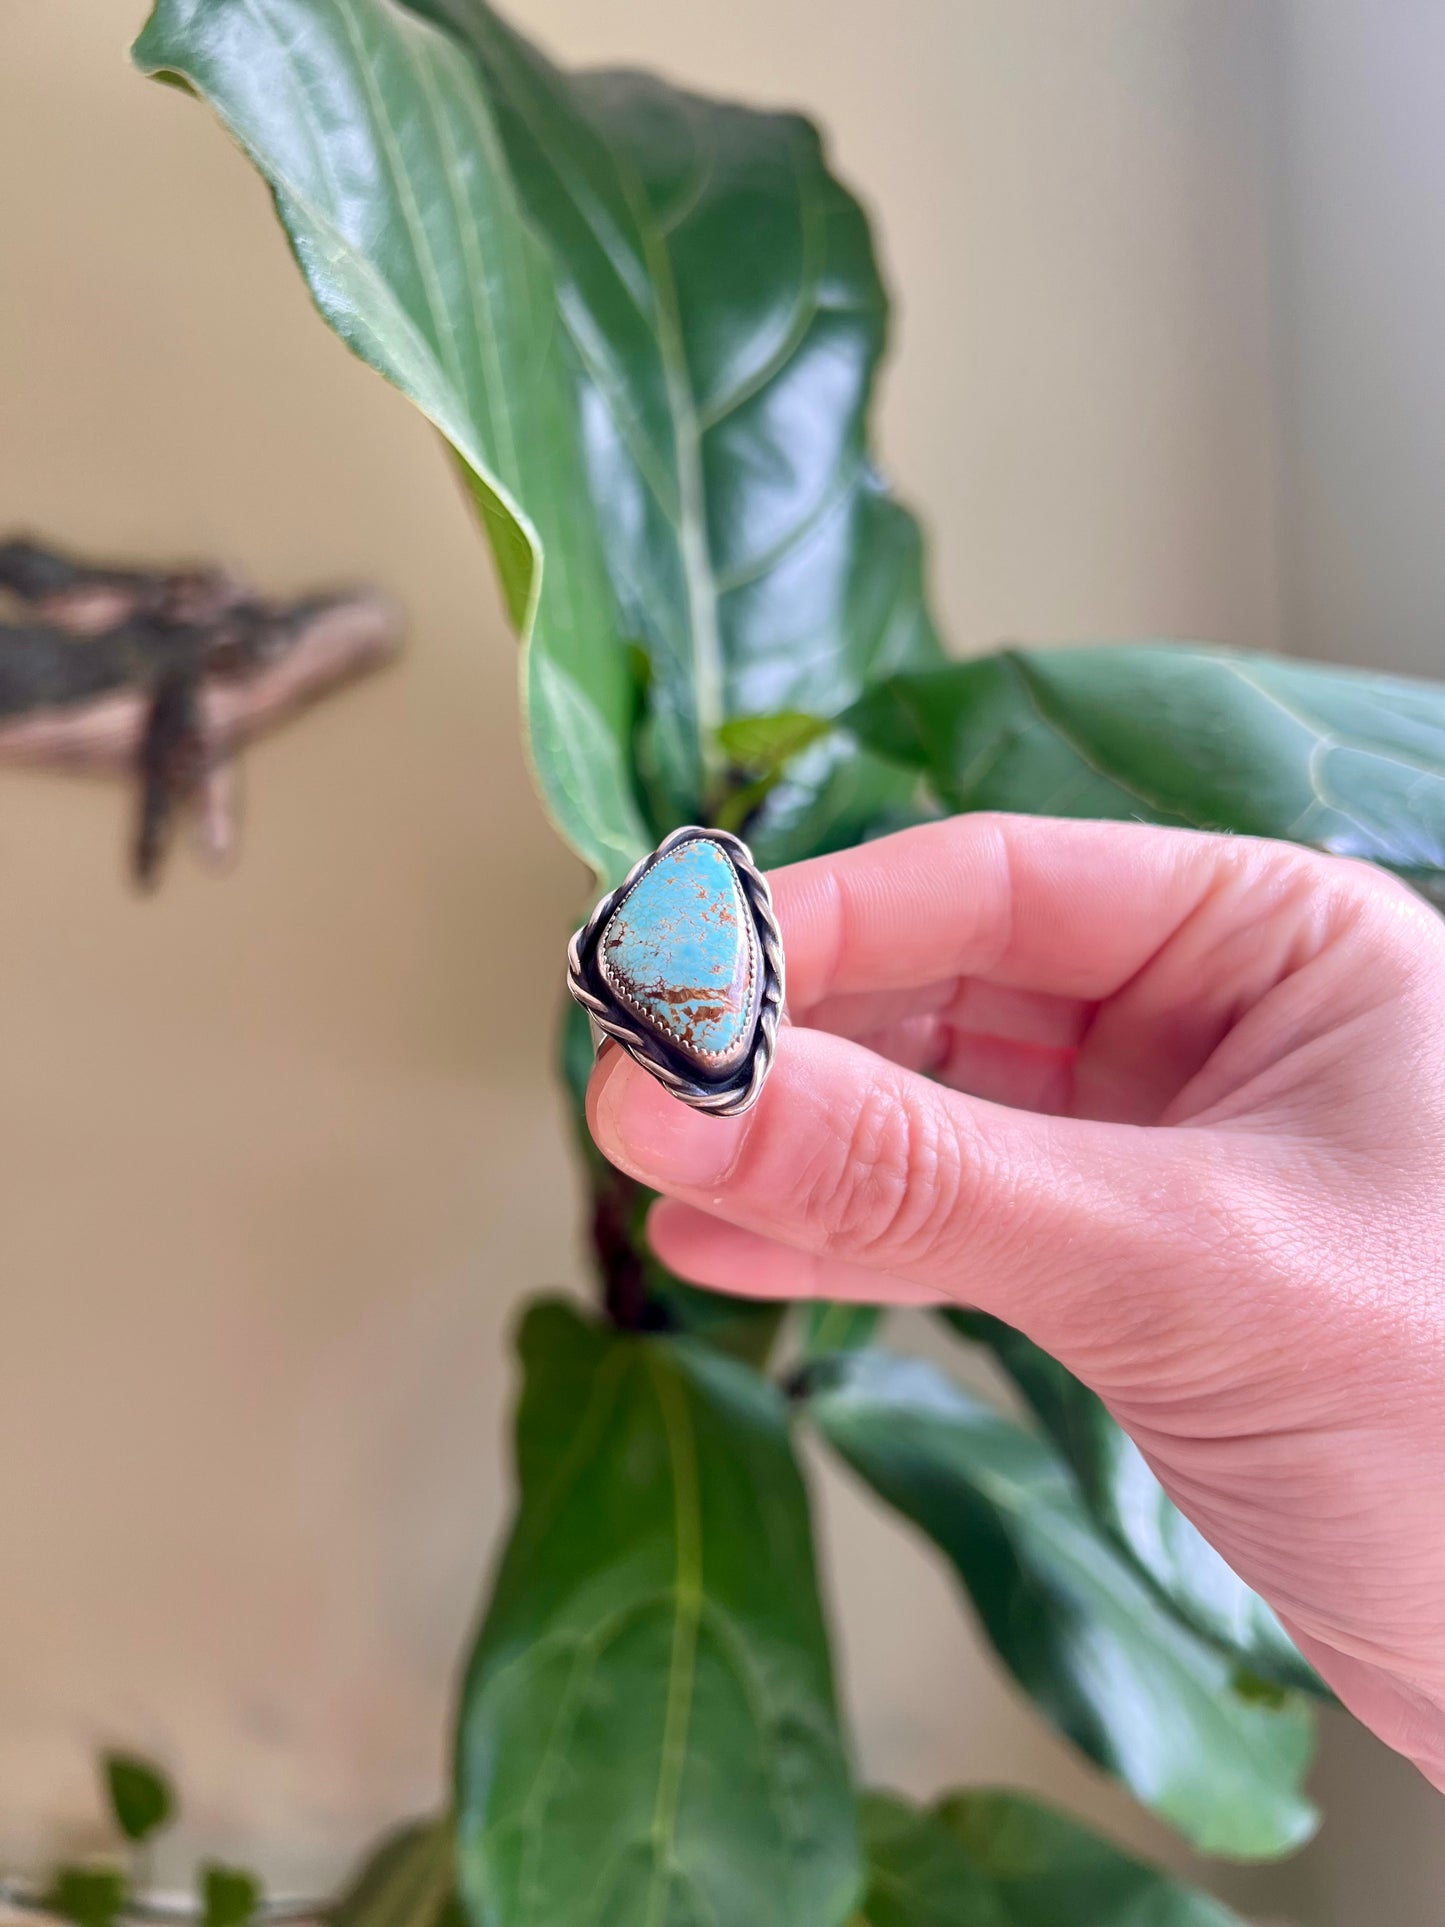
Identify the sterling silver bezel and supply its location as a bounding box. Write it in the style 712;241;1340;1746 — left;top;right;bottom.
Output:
566;826;785;1117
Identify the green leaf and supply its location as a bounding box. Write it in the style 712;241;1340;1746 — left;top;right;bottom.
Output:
43;1870;128;1927
1230;1669;1295;1709
200;1866;262;1927
455;1299;861;1927
713;712;835;836
717;713;833;773
845;644;1445;898
800;1302;883;1358
133;0;940;879
133;0;647;887
329;1817;461;1927
102;1753;174;1844
942;1311;1326;1697
856;1794;1005;1927
413;6;943;839
805;1350;1317;1860
859;1790;1247;1927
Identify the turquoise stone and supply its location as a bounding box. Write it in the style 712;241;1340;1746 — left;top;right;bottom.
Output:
600;838;758;1074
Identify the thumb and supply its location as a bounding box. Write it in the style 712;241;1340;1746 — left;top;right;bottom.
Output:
586;1025;1243;1373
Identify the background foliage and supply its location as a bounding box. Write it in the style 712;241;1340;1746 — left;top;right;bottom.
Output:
91;0;1445;1921
19;1756;259;1927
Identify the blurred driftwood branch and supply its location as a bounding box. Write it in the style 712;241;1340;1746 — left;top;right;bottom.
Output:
0;537;403;886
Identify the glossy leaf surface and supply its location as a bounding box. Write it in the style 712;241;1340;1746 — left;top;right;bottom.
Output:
133;0;644;885
859;1791;1245;1926
847;644;1445;899
807;1351;1317;1859
134;0;940;880
456;1300;859;1927
409;3;943;844
943;1311;1324;1696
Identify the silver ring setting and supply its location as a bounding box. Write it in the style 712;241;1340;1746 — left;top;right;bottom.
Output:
567;826;785;1116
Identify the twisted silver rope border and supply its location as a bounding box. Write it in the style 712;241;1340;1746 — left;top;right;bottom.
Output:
566;826;785;1117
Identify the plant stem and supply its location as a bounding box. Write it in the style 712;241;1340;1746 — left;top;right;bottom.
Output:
589;1166;659;1333
0;1884;320;1927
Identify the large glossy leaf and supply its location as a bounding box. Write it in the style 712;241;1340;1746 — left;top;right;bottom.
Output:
409;2;943;845
845;644;1445;900
942;1311;1324;1698
133;0;645;885
859;1790;1245;1927
456;1299;860;1927
806;1351;1317;1860
134;0;940;880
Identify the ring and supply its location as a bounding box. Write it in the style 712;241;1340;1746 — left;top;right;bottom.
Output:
567;826;785;1117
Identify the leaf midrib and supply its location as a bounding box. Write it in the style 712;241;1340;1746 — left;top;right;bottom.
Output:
644;1353;704;1927
1013;648;1445;842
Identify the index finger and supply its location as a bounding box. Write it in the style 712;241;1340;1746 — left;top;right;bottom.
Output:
771;812;1286;1010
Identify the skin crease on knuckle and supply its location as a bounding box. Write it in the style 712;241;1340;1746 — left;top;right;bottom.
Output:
801;1075;957;1268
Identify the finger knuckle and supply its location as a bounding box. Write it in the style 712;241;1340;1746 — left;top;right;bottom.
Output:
807;1079;971;1268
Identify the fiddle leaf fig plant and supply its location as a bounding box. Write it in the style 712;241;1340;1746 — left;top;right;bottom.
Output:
128;1;1445;1923
843;645;1445;901
857;1790;1250;1927
804;1351;1318;1859
940;1310;1328;1699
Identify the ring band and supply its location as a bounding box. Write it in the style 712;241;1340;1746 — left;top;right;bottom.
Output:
566;826;785;1116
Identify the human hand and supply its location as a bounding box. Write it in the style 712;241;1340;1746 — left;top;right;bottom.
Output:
585;814;1445;1786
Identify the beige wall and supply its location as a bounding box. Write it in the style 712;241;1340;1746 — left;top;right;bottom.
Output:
0;4;1439;1923
1270;1;1445;681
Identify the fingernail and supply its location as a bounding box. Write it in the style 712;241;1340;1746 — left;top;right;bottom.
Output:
592;1051;749;1190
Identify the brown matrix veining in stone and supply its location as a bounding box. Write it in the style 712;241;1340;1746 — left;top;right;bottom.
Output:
599;838;757;1072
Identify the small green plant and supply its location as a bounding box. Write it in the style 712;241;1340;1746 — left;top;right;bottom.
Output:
114;2;1445;1923
103;1756;174;1848
10;1755;261;1927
